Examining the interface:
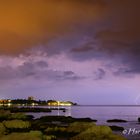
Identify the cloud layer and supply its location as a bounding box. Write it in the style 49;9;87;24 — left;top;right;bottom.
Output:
0;0;105;54
0;0;140;103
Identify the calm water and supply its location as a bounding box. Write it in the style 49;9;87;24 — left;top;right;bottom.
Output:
29;105;140;121
27;105;140;140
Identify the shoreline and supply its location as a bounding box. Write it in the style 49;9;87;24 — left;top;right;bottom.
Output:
0;109;126;140
0;106;140;139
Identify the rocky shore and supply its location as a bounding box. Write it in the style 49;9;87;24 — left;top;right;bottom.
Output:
1;107;66;113
0;108;127;140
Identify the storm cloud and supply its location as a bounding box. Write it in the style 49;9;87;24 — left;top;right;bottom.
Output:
0;0;140;104
0;0;106;55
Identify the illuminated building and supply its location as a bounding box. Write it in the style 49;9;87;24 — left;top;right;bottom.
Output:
28;96;34;101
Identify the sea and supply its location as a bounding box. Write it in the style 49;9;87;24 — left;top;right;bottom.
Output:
27;105;140;140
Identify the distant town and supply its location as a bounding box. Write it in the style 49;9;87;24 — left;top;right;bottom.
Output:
0;96;77;106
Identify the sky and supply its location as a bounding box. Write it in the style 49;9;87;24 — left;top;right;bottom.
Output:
0;0;140;105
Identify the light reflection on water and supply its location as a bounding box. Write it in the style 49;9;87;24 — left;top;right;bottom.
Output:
27;106;140;129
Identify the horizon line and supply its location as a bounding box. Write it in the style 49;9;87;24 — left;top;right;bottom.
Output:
78;104;140;106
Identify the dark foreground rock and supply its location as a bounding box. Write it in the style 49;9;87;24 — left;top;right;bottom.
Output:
32;116;97;131
109;125;124;131
0;110;34;121
0;119;126;140
2;107;65;113
107;119;127;123
0;110;126;140
37;116;97;123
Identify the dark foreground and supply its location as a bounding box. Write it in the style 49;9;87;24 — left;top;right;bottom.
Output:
0;108;127;140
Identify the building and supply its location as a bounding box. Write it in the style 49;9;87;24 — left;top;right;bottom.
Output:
28;96;34;101
47;100;73;106
0;99;11;106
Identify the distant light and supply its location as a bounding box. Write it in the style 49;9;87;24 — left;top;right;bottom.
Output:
8;100;11;102
32;103;35;106
7;103;11;106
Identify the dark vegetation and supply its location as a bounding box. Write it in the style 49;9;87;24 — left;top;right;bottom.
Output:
11;99;44;105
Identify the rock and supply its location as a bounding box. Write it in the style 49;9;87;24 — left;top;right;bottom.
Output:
67;122;96;133
37;116;96;124
70;125;126;140
0;131;56;140
0;110;11;121
3;120;31;129
0;123;6;136
107;119;127;123
109;125;124;131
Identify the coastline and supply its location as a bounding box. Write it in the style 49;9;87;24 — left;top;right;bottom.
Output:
0;105;140;139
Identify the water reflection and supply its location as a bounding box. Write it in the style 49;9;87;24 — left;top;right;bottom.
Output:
65;106;71;117
47;106;72;117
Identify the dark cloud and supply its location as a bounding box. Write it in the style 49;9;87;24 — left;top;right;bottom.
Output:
71;45;93;53
95;30;140;73
94;68;106;80
93;0;140;73
0;61;83;82
0;0;140;75
0;66;17;80
113;67;134;77
69;0;140;73
35;61;48;68
64;71;75;76
0;60;48;80
54;71;84;81
67;39;104;61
